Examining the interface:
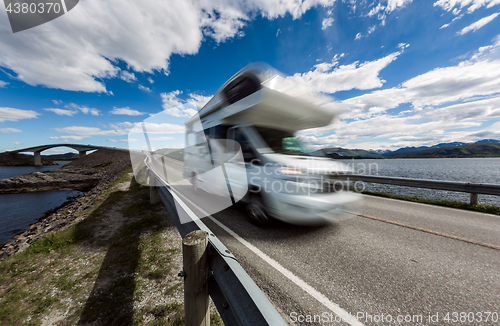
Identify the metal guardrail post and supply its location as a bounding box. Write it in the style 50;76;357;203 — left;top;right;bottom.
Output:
182;230;210;326
470;193;478;205
147;158;289;326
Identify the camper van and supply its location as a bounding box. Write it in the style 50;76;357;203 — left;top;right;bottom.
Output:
183;64;361;225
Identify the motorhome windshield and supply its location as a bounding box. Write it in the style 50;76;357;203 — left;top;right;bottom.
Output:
254;126;308;156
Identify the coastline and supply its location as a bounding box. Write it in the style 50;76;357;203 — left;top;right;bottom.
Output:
0;149;132;260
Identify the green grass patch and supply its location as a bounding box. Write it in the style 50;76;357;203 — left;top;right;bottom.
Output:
136;303;184;326
0;167;195;326
363;191;500;215
25;227;92;255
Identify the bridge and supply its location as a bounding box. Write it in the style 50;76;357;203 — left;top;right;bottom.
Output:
12;143;106;166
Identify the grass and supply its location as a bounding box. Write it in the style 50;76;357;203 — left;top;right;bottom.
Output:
0;167;220;325
363;190;500;215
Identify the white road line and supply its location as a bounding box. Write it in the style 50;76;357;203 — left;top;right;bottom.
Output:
173;189;365;326
61;0;68;13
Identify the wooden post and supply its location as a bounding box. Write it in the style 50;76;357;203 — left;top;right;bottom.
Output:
150;175;158;204
470;193;478;206
182;230;210;326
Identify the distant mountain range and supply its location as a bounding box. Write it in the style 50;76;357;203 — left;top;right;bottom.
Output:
41;152;79;160
317;139;500;159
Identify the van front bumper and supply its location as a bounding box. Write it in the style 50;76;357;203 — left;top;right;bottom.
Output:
266;191;362;225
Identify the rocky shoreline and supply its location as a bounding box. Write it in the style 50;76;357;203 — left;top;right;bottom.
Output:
0;149;132;260
0;171;98;194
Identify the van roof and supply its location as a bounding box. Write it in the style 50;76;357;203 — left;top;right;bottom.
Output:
185;63;337;132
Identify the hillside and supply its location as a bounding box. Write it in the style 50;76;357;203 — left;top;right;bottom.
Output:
41;152;79;160
389;143;500;158
317;148;383;158
0;152;57;166
314;139;500;159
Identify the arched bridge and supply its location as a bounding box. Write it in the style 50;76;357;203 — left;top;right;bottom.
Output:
12;144;106;166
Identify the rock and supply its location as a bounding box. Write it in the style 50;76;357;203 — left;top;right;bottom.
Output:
18;242;30;252
0;149;132;260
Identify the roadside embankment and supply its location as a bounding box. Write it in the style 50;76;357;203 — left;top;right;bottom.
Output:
0;162;222;325
0;149;130;194
0;149;132;259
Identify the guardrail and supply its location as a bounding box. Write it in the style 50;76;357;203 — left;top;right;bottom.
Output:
334;174;500;205
143;160;287;326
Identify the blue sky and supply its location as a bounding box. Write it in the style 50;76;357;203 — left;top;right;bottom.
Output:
1;0;500;154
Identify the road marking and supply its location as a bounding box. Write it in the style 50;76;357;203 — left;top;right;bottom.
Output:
350;211;500;250
173;190;364;326
61;0;68;13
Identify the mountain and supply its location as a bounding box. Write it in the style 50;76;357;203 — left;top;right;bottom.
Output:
315;139;500;159
316;147;383;158
41;152;79;160
389;143;500;158
381;139;499;157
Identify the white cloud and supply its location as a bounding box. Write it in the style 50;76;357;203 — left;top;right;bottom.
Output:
110;107;145;116
336;36;500;119
434;0;500;13
55;126;128;137
457;12;500;35
108;121;185;135
397;43;410;51
120;71;137;82
386;0;413;12
289;50;402;93
322;17;334;30
138;85;152;92
367;3;385;17
0;80;8;88
150;136;175;140
441;14;464;28
49;135;87;140
11;141;21;145
301;37;500;150
161;91;210;117
147;77;154;84
52;100;63;105
355;32;362;40
65;103;100;116
365;0;412;24
104;138;130;143
122;121;185;134
0;107;39;122
0;0;335;92
186;93;211;109
45;104;101;116
44;108;77;116
0;128;22;133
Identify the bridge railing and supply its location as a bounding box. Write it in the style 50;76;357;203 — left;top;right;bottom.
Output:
334;174;500;205
143;159;287;326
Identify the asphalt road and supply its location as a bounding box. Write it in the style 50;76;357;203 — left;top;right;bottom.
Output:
151;156;500;326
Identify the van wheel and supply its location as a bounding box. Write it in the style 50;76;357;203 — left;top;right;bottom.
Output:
246;194;269;225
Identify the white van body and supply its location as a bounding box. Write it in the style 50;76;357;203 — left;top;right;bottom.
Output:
183;64;361;225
